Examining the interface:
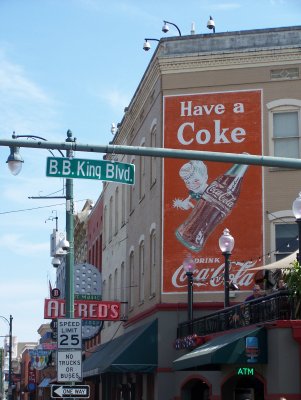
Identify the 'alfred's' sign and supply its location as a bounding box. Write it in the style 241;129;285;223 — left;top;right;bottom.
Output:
44;299;120;320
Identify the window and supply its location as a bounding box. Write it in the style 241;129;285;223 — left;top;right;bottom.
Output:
108;274;112;300
103;206;107;246
275;223;298;260
115;187;119;234
268;210;298;261
129;251;135;308
150;119;157;186
273;112;299;158
109;196;113;241
139;140;145;200
150;227;156;296
121;262;126;302
114;268;118;300
267;99;301;159
129;158;135;213
139;239;145;303
121;184;126;225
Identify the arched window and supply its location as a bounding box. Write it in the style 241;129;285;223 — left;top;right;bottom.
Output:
150;119;157;186
139;139;146;200
121;261;126;302
115;187;119;234
109;196;113;241
129;158;135;214
121;184;126;226
150;225;156;297
139;238;145;303
114;268;118;300
129;250;135;308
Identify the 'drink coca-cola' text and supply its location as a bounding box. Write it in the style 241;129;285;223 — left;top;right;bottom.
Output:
171;260;257;289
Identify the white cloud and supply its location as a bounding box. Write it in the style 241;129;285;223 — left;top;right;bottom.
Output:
0;51;60;135
99;88;131;112
0;57;49;102
0;233;48;255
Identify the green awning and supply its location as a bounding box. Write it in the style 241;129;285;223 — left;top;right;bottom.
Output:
173;327;267;371
83;320;157;377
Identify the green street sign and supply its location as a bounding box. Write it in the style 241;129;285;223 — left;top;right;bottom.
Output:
46;157;135;185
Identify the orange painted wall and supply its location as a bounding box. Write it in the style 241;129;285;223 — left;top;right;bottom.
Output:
163;90;263;294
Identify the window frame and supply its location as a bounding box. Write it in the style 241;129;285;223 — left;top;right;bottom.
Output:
268;210;296;262
267;99;301;158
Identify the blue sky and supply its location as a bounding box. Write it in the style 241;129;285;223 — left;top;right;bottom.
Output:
0;0;300;342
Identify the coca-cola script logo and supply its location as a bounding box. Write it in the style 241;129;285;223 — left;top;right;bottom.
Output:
172;260;257;289
206;181;236;209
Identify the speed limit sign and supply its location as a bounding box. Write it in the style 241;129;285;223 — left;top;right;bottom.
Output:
57;318;82;349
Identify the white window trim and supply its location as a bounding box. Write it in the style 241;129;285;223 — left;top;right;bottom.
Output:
268;210;295;262
267;99;301;158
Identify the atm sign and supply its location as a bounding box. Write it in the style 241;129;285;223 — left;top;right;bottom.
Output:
236;367;254;376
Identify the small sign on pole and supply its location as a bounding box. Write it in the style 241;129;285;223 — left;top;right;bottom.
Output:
57;350;82;382
51;385;90;398
57;318;82;349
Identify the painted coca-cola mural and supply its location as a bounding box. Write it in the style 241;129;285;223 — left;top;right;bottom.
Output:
163;90;263;293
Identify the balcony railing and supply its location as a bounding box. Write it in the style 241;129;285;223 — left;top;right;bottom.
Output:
177;290;300;339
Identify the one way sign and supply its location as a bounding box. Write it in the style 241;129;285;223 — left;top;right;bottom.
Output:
51;385;90;398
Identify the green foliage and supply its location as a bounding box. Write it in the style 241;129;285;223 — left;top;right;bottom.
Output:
283;260;301;296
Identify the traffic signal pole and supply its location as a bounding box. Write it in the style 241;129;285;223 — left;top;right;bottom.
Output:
1;138;301;169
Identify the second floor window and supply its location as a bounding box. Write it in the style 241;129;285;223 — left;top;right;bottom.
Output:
273;111;299;158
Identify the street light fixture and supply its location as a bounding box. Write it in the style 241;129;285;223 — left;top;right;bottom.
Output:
292;192;301;263
0;315;13;400
207;16;216;33
219;228;235;308
6;146;23;175
143;38;160;51
183;254;195;327
162;20;182;36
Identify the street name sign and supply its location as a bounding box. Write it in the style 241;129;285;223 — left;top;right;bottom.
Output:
57;350;82;382
57;318;82;349
46;157;135;184
51;385;90;398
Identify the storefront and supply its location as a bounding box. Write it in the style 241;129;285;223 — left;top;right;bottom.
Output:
173;324;301;399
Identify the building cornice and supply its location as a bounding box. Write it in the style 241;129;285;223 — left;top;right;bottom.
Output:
158;47;301;74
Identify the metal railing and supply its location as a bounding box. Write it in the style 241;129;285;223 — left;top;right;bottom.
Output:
177;290;299;338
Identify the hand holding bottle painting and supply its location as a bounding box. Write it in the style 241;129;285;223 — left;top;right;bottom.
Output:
174;161;248;252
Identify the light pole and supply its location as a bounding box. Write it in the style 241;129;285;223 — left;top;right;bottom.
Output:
6;131;75;319
183;254;195;328
0;315;13;400
292;192;301;263
219;228;235;308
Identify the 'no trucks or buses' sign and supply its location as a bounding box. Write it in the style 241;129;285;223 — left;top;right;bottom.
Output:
46;157;135;185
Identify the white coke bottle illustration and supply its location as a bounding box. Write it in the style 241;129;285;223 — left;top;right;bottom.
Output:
175;163;248;252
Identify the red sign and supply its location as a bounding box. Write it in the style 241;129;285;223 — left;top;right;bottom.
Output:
44;298;120;320
163;90;263;293
27;362;36;391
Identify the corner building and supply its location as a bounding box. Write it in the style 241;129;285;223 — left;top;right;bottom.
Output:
83;26;301;400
